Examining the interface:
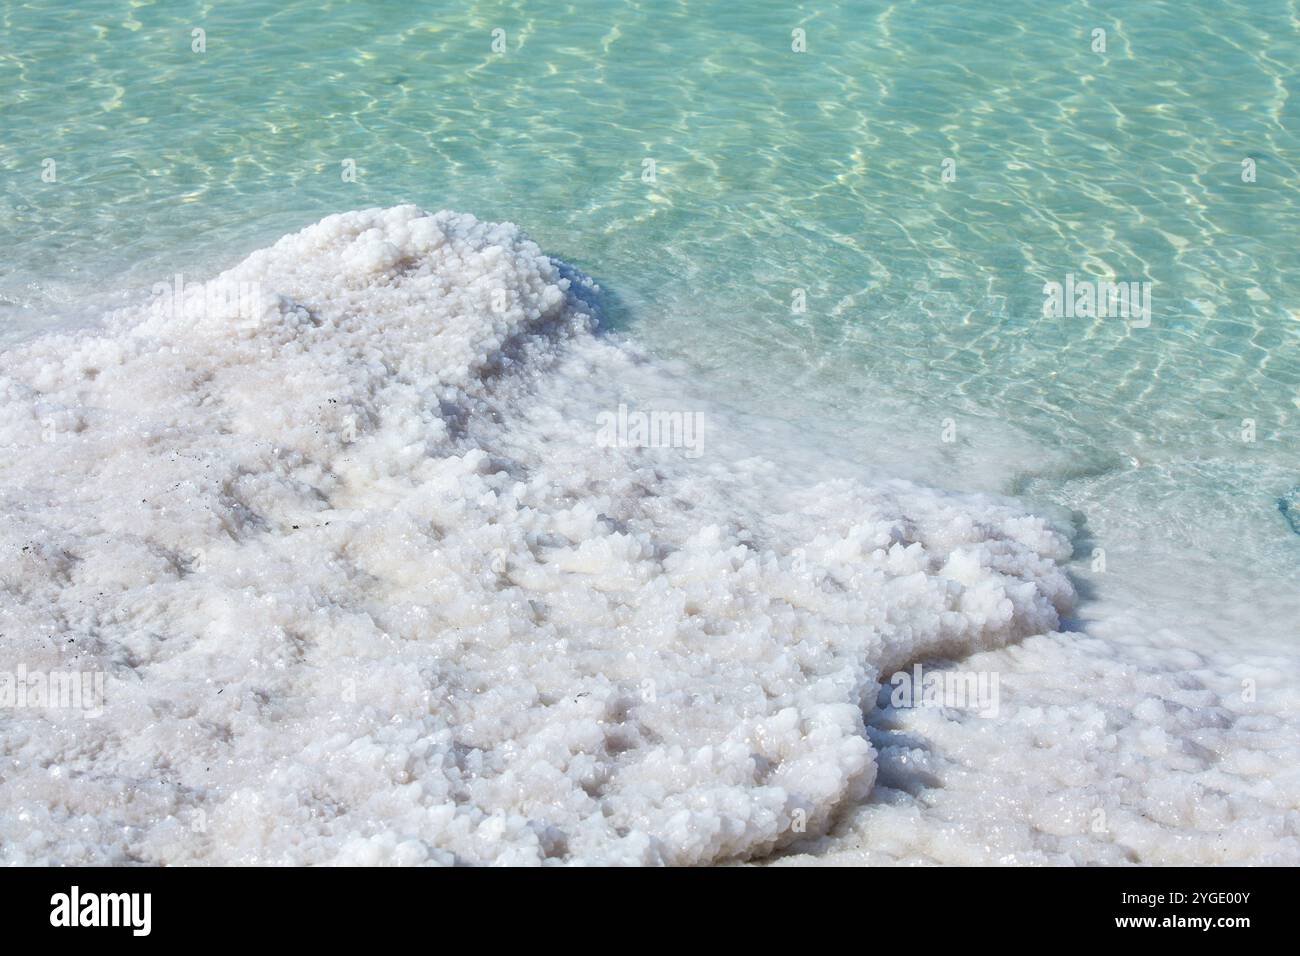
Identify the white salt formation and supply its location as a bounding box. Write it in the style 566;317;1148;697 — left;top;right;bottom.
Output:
0;206;1075;864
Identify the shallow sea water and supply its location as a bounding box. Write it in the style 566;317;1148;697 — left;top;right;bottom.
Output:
1;1;1297;864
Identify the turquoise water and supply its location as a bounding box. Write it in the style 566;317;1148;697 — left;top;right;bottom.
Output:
2;0;1297;636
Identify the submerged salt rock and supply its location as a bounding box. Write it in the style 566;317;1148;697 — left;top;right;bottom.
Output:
0;206;1073;865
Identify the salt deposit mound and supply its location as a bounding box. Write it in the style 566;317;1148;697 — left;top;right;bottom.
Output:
0;206;1073;864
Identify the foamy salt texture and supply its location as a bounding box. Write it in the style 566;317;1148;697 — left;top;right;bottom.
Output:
0;206;1074;865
